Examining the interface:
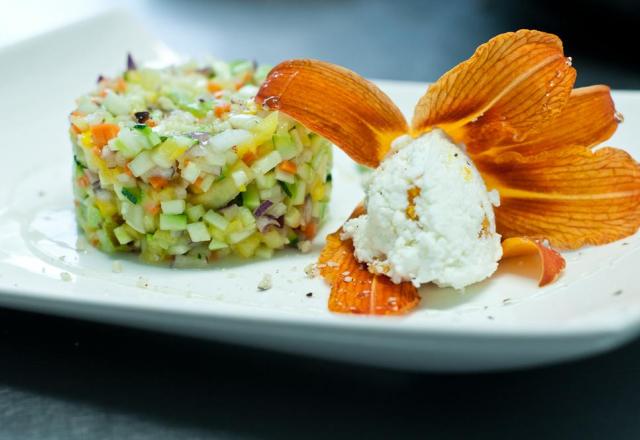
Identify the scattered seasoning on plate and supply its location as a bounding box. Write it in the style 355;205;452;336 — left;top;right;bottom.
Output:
112;260;123;273
502;298;512;305
60;272;72;282
613;289;623;296
306;292;313;298
622;242;630;246
136;276;149;288
258;274;272;291
487;315;494;320
304;263;318;278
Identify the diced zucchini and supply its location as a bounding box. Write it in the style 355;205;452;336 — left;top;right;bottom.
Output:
192;177;240;209
208;239;228;250
182;162;200;183
203;210;229;231
186;204;205;222
232;233;261;257
128;151;155;177
242;184;260;210
161;199;185;214
275;169;295;184
159;214;187;231
291;180;306;205
114;224;134;245
273;133;299;160
284;207;301;228
187;222;211;242
251;150;282;175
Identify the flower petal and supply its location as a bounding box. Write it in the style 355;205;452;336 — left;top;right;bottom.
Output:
412;30;575;151
256;59;408;167
318;204;420;315
479;146;640;249
476;85;619;158
501;237;566;286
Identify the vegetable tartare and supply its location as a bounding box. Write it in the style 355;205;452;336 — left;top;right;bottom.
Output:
70;57;332;266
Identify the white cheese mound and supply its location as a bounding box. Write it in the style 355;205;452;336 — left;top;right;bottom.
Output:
342;129;502;289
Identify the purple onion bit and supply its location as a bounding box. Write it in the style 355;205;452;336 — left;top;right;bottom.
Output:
97;74;105;83
256;215;280;233
253;200;273;217
126;52;137;71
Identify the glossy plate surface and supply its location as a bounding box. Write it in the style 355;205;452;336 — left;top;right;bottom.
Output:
1;10;639;372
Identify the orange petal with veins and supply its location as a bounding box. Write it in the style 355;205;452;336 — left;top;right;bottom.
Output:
501;237;566;286
256;59;408;167
478;146;640;249
412;30;575;150
476;85;619;158
318;204;420;315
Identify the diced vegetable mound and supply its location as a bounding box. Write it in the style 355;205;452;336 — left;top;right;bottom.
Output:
70;57;332;266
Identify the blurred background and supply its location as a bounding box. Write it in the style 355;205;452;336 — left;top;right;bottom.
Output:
2;0;639;88
1;1;640;439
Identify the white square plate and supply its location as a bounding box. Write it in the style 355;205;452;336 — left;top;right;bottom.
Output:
1;10;639;372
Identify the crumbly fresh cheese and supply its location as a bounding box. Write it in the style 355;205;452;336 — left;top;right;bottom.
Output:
342;129;502;289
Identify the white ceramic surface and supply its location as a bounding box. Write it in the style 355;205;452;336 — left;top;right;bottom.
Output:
1;10;639;372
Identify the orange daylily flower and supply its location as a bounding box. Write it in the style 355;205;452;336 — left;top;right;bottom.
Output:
256;30;640;315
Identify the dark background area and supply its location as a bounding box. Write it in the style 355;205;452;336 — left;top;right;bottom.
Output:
2;0;640;438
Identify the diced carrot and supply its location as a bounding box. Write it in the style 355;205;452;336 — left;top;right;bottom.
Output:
214;91;225;99
91;123;120;149
71;124;82;134
148;176;169;189
144;202;160;215
207;81;222;93
123;163;134;177
278;160;297;174
241;151;257;165
114;77;127;93
234;80;245;91
71;111;85;116
77;175;90;188
303;221;317;240
98;89;108;98
146;119;157;127
214;102;231;118
92;146;102;157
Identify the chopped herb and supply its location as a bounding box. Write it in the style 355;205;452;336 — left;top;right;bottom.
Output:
306;292;313;298
133;124;147;130
74;155;87;169
232;193;243;207
134;111;150;123
121;187;140;204
160;136;168;142
289;236;299;247
326;173;332;182
279;180;292;197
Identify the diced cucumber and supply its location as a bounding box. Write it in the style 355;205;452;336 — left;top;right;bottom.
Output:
228;229;254;244
187;222;211;242
128;151;155;177
192;177;240;209
275;168;295;184
199;174;215;192
114;224;134;245
182;162;200;183
231;169;250;188
284;207;301;228
161;199;185;214
186;204;205;222
208;239;229;251
251;150;282;175
242;184;260;210
133;124;161;147
203;210;229;230
238;206;257;228
291;180;306;205
121;203;145;233
256;171;277;190
85;205;102;230
273;133;299;160
159;214;187;231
